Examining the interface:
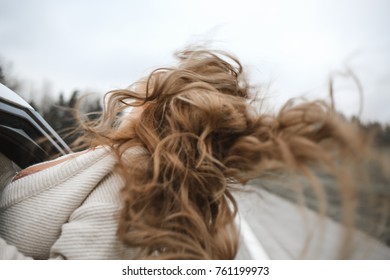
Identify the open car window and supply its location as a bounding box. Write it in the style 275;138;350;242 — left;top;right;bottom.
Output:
0;83;71;169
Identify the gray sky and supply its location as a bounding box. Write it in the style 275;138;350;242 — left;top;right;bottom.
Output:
1;0;389;122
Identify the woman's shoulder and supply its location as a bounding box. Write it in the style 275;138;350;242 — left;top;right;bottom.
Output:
10;146;112;182
11;145;147;181
1;145;149;207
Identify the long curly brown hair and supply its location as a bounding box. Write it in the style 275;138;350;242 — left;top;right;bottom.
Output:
77;48;387;259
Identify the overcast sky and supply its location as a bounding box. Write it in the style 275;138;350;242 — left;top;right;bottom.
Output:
0;0;389;123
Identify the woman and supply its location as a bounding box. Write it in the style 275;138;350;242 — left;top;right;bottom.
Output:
0;48;389;259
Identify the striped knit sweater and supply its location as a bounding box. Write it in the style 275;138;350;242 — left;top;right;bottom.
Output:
0;147;140;259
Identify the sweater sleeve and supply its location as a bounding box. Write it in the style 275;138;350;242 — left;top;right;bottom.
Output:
0;171;135;260
49;171;138;260
0;237;33;260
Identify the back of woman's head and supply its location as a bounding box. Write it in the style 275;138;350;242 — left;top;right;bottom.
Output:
112;50;254;259
79;47;388;259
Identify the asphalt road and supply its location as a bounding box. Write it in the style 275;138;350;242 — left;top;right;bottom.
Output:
233;184;390;260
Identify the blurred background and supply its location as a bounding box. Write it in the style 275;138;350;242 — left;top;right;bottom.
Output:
1;0;390;250
1;0;390;145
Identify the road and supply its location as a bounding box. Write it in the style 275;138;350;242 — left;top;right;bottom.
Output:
234;185;390;259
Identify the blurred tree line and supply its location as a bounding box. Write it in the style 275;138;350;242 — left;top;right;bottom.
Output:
1;63;390;148
0;64;102;147
350;117;390;148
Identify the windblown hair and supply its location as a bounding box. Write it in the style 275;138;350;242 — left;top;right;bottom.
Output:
77;48;387;259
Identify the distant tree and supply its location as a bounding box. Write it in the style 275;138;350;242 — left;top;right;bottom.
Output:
58;93;65;107
40;90;102;148
0;64;22;92
0;66;5;85
350;116;390;147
